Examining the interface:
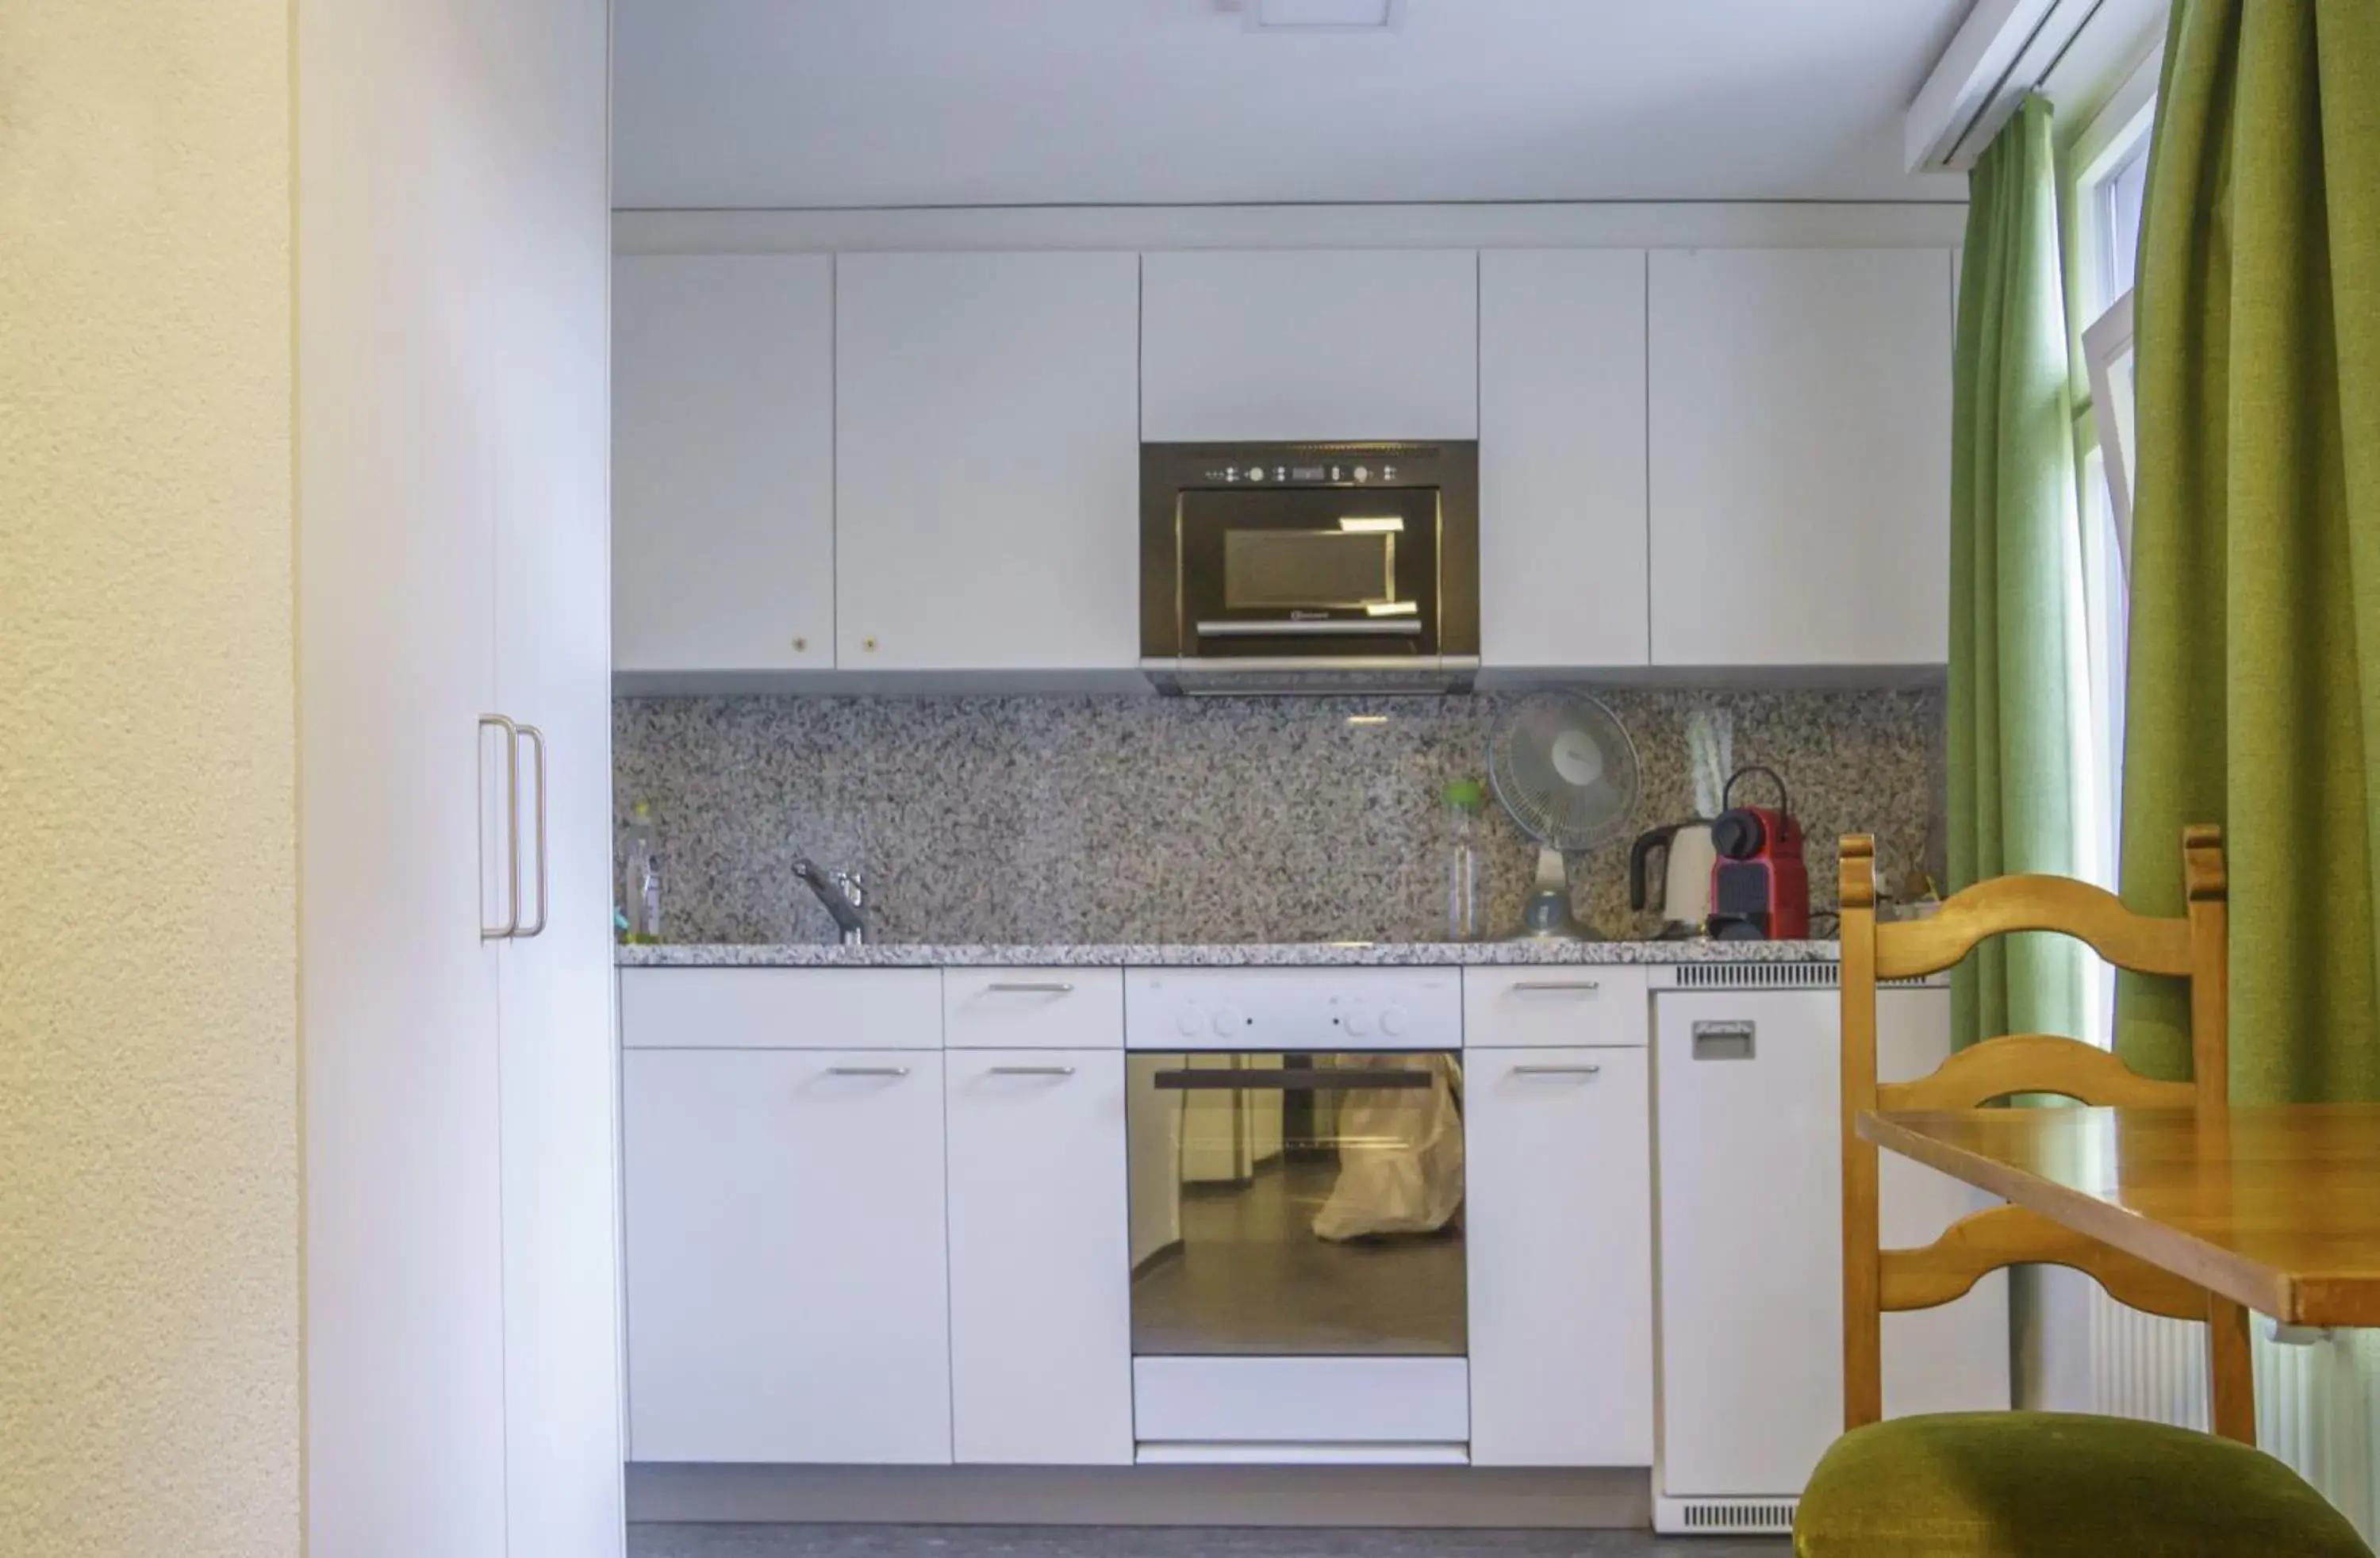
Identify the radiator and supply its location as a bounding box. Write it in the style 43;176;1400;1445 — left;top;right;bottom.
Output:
2087;1287;2379;1540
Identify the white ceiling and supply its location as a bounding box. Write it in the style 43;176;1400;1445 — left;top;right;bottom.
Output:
613;0;1975;210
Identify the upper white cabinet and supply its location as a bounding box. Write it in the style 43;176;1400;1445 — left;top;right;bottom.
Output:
835;251;1140;671
1141;250;1479;442
1478;250;1651;669
614;254;835;673
1648;248;1953;667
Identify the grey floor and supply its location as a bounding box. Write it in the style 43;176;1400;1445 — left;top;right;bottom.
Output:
1130;1158;1467;1357
628;1528;1787;1558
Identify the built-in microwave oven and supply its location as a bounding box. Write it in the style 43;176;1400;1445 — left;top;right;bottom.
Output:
1140;442;1480;694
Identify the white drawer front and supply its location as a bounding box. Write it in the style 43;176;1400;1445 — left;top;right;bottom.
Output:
1133;1357;1470;1446
943;969;1124;1050
1462;966;1649;1049
619;968;942;1051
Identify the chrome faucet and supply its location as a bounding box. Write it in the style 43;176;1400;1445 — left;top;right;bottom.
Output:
793;859;867;946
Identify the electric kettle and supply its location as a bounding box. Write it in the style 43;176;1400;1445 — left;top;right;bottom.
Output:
1628;820;1719;938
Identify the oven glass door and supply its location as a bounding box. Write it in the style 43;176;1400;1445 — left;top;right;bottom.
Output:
1176;489;1441;658
1127;1051;1465;1357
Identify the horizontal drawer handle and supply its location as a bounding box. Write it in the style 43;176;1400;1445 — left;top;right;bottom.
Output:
825;1065;911;1078
988;1065;1077;1077
985;981;1076;995
1511;980;1603;993
1510;1064;1603;1077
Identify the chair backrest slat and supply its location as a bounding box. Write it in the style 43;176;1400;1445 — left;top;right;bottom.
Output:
1877;1033;2200;1111
1837;828;2250;1442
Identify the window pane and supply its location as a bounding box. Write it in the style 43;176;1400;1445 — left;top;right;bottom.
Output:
2106;150;2149;299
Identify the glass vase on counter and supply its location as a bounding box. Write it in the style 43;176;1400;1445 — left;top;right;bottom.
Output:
1444;778;1485;942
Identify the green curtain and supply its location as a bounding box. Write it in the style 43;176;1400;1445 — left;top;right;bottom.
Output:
1949;96;2088;1050
2117;1;2380;1103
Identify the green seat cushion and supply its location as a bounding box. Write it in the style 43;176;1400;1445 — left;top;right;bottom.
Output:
1795;1411;2371;1558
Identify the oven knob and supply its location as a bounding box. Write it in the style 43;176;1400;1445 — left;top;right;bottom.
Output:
1212;1008;1244;1038
1177;1006;1207;1038
1353;466;1372;482
1246;466;1267;482
1380;1007;1409;1038
1345;1007;1375;1038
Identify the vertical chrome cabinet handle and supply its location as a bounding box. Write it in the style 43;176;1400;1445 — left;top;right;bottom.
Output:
478;714;521;940
514;723;549;938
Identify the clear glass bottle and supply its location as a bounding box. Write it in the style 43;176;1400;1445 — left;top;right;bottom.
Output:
1444;779;1486;941
620;802;662;944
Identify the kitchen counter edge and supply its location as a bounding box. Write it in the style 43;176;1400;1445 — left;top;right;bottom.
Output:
616;939;1841;969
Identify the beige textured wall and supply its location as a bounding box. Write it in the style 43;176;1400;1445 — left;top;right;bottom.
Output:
0;6;301;1557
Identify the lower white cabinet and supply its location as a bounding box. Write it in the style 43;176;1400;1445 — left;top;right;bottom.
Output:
624;1048;953;1464
945;1050;1134;1464
1464;1046;1656;1467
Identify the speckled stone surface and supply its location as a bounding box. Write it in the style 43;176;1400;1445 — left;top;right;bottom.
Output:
629;1526;1785;1558
616;938;1842;968
615;687;1942;946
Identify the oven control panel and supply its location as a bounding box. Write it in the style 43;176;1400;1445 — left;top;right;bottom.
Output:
1123;969;1463;1052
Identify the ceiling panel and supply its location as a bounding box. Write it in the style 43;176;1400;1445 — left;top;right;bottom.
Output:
615;0;1974;209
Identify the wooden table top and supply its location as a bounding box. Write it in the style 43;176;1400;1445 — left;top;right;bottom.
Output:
1860;1103;2380;1327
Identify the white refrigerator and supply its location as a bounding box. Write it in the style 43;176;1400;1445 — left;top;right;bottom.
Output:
1651;973;2010;1535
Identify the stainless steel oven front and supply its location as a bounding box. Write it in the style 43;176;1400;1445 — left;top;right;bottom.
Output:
1140;442;1480;695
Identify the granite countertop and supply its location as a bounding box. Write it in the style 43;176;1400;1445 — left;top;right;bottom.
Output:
617;939;1842;969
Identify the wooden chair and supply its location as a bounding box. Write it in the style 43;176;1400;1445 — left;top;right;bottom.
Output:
1793;827;2370;1558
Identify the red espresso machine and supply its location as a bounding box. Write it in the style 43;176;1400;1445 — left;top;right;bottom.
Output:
1707;766;1811;940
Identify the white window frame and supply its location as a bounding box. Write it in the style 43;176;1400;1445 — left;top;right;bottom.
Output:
2058;43;2159;1043
2067;52;2160;578
2082;296;2137;572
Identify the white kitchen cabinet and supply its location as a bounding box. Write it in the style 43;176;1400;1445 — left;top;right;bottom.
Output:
1462;965;1649;1050
944;969;1124;1049
1478;250;1651;669
624;1048;953;1464
945;1050;1134;1464
1465;1047;1656;1467
486;16;624;1551
835;251;1140;671
619;967;942;1051
1648;248;1953;668
300;0;620;1552
1141;250;1479;442
614;254;835;673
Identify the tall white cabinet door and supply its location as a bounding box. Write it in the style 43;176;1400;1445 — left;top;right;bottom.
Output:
487;0;624;1549
624;1049;953;1465
946;1050;1134;1465
835;252;1139;671
1479;250;1651;669
1141;250;1479;441
1648;248;1953;667
1466;1048;1655;1467
613;253;835;673
298;2;508;1554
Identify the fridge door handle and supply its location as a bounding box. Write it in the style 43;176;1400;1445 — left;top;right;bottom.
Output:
478;714;521;940
514;722;549;939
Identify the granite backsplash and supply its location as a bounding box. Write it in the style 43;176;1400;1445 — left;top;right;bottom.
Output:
615;687;1945;946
